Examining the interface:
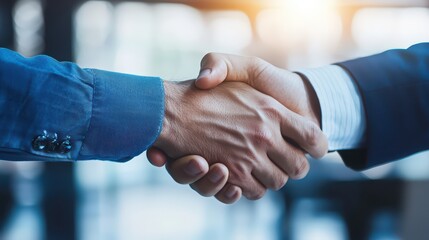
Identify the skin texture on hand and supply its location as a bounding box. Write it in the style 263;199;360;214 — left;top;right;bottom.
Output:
147;147;241;203
152;80;324;202
196;54;322;128
148;53;328;204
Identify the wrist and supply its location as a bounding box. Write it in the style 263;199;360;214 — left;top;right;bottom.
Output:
155;81;177;148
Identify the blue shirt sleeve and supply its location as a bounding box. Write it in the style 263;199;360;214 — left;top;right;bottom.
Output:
0;48;164;162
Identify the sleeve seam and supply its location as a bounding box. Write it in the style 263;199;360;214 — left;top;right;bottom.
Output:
77;69;97;160
142;78;165;151
2;53;91;85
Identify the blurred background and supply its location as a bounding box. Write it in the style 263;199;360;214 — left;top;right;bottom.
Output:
0;0;429;239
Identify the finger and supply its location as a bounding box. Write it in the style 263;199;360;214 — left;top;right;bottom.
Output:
228;174;267;200
147;147;168;167
196;53;258;90
190;163;229;197
267;141;310;180
251;156;289;190
215;183;242;204
165;155;209;184
279;106;328;159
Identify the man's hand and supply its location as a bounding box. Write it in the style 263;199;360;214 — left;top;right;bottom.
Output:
150;79;326;203
196;53;322;127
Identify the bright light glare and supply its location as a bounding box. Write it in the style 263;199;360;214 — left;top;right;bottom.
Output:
256;0;341;66
113;2;154;74
74;1;114;68
152;4;204;48
75;1;113;46
281;0;337;16
352;8;429;55
13;0;44;56
208;11;252;51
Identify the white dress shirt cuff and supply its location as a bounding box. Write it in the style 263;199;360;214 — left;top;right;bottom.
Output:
297;65;366;151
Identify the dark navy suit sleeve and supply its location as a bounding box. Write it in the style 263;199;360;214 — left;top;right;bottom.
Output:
336;43;429;170
0;48;164;162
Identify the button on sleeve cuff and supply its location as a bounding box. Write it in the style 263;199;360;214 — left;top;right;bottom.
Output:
78;69;164;162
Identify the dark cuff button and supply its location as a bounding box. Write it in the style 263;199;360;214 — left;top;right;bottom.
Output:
32;130;49;151
59;136;72;154
32;130;72;154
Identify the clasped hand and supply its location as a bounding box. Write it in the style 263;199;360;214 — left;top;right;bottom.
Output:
148;53;328;203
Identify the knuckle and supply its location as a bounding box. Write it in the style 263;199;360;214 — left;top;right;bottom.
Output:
257;96;280;112
247;188;266;200
250;56;266;68
199;191;214;198
263;170;287;190
248;156;261;170
255;97;271;107
305;122;322;148
190;184;213;197
251;125;274;146
292;156;309;179
216;193;238;204
167;168;190;185
247;155;259;170
273;176;289;191
230;162;250;181
256;99;282;122
249;56;270;82
264;103;282;120
217;197;233;204
174;178;189;185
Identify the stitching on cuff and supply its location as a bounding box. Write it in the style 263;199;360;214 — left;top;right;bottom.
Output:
77;69;97;160
143;78;165;150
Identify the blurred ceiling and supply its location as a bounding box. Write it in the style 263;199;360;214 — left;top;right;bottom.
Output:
105;0;429;10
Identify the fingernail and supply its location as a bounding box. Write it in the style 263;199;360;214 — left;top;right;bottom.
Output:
208;170;224;183
197;69;211;80
225;186;237;199
184;161;203;176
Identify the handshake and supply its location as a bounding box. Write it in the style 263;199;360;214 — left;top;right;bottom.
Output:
147;53;328;204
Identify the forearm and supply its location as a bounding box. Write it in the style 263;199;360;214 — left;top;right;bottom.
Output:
0;48;164;162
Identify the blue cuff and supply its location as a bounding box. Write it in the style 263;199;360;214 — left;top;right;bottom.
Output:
78;69;164;162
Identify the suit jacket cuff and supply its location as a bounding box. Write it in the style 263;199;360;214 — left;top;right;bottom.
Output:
337;43;429;170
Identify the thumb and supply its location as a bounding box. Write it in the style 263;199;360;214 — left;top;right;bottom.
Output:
195;53;228;89
195;53;255;90
146;147;168;167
